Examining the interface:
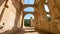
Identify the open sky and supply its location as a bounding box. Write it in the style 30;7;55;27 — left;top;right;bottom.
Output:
24;0;49;19
24;0;35;4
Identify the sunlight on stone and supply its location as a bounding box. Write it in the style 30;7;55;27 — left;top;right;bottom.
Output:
47;14;50;17
0;0;60;34
44;4;50;13
0;0;16;33
0;1;5;15
45;0;48;3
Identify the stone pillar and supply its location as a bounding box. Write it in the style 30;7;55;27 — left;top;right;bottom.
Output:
17;13;22;28
30;17;35;27
23;17;25;28
20;11;24;28
11;0;22;31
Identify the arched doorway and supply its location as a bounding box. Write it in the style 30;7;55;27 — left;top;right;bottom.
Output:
24;14;34;27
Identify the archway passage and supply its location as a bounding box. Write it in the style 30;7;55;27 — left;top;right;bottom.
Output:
24;14;34;27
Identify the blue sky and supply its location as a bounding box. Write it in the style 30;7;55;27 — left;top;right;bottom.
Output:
24;14;34;19
24;0;49;19
24;0;35;19
24;7;34;12
24;0;35;4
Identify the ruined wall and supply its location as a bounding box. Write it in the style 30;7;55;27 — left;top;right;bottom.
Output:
0;0;60;34
0;0;24;34
35;0;60;34
0;0;17;33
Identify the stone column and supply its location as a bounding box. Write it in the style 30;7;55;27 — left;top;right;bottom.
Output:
11;0;22;31
30;17;35;27
23;17;25;28
20;11;24;28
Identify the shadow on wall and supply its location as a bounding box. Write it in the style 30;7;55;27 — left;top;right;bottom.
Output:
0;0;5;6
0;28;24;34
0;22;24;34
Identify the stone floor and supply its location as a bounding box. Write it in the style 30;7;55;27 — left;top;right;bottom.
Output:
24;27;39;34
16;27;39;34
24;31;39;34
16;31;39;34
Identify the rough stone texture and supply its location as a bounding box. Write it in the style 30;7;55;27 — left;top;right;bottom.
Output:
35;0;60;34
0;0;60;34
0;0;20;34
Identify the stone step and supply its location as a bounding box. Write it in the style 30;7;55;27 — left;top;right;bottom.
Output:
24;32;39;34
24;27;35;32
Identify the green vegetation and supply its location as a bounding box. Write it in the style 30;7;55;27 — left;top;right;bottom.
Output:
24;19;31;27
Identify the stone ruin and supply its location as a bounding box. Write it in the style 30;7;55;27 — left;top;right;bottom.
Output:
0;0;60;34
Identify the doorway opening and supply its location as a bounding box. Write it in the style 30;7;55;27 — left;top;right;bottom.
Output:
24;14;34;27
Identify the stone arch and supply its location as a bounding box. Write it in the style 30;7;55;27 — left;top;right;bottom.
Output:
24;14;35;27
24;14;34;19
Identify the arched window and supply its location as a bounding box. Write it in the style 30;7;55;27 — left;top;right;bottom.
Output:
23;0;35;4
24;7;34;12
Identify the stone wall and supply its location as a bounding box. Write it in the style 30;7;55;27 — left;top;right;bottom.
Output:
0;0;60;34
0;0;18;34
